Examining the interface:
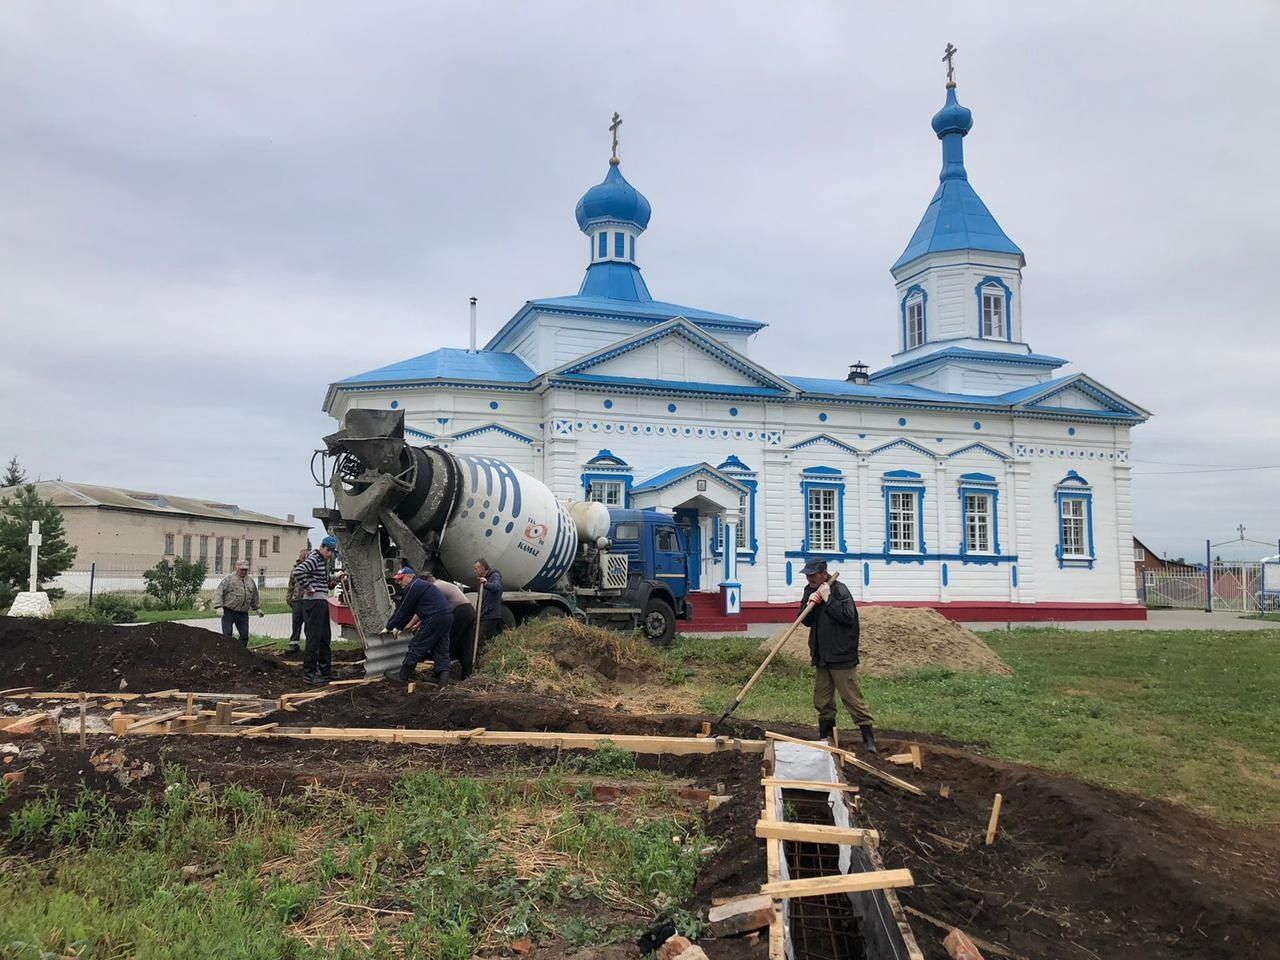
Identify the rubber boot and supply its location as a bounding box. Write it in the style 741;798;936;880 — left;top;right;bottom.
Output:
429;670;450;687
859;725;879;755
285;642;300;655
303;672;329;687
383;666;411;684
817;718;835;741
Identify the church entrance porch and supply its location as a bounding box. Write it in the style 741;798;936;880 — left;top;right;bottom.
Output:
630;463;749;616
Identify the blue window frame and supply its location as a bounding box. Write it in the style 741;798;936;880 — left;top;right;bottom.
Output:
614;232;625;258
975;276;1013;341
580;449;633;509
629;234;635;261
958;473;1001;563
1054;471;1095;569
598;232;608;258
710;455;758;564
900;285;927;351
800;466;847;555
882;470;926;563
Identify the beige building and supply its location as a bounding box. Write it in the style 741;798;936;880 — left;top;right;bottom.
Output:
2;481;311;578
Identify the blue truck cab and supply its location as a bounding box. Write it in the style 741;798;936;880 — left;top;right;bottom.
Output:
605;509;691;643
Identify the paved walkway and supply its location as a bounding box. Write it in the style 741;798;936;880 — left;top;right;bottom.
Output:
175;612;304;642
964;610;1277;632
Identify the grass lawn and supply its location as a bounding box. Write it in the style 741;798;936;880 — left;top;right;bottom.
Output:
664;628;1280;825
0;756;703;959
134;602;292;623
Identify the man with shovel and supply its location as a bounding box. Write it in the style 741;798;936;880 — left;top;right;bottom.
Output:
799;559;877;754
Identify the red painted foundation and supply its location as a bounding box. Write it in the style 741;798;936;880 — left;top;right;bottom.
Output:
736;599;1148;624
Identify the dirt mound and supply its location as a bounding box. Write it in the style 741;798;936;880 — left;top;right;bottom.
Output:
537;618;664;683
763;605;1012;676
0;617;288;693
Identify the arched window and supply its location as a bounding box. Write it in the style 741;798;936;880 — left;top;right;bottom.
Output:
900;285;927;350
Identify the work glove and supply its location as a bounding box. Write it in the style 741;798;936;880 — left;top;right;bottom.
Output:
814;582;832;604
256;610;265;618
215;607;224;616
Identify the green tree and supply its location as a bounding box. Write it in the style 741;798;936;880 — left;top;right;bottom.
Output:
0;484;78;607
2;456;27;487
143;557;208;609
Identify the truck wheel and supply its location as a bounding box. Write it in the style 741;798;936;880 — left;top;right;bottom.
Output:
534;606;567;620
642;598;676;647
500;604;517;631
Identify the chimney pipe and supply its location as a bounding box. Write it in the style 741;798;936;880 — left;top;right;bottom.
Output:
846;361;870;384
469;297;478;353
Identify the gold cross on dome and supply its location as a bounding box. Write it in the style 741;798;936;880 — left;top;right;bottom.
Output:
942;43;958;87
609;112;622;163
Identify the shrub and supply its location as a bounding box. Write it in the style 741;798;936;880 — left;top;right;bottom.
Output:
143;558;207;609
90;592;138;623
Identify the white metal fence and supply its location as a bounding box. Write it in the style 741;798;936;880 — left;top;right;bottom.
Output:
1143;561;1272;613
54;567;296;606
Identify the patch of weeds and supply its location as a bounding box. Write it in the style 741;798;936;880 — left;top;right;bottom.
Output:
562;914;609;947
7;795;58;845
562;741;637;775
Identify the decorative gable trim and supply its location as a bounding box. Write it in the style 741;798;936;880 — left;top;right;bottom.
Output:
789;434;861;457
1017;375;1148;419
448;423;538;445
946;442;1011;462
545;317;795;394
869;438;936;459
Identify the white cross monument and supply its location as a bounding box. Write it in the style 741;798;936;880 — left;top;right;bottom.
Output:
7;520;54;618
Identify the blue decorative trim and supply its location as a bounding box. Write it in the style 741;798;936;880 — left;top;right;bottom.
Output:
585;449;629;467
1012;565;1018;587
581;472;632;506
786;550;1018;565
975;276;1014;341
946;442;1010;462
1020;377;1145;418
449;423;537;445
800;466;847;555
870;438;934;459
941;562;949;587
710;456;759;565
881;471;926;563
958;474;1002;563
789;434;861;457
862;562;870;586
785;561;793;586
900;284;927;351
405;427;437;441
1054;471;1095;569
872;345;1064;380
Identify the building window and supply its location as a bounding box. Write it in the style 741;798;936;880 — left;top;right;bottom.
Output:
245;539;253;561
181;534;192;561
888;491;918;552
982;290;1005;339
629;235;635;261
964;493;992;553
1054;471;1095;569
614;231;625;258
199;535;209;562
1134;546;1146;562
906;300;924;349
164;533;174;556
598;232;607;258
272;536;280;554
259;538;268;559
215;537;224;573
230;540;239;566
588;479;624;507
807;487;837;552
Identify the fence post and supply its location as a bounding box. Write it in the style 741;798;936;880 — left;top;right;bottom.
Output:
88;562;96;608
1204;539;1213;613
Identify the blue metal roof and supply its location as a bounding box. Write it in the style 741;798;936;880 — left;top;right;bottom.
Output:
550;372;788;397
338;347;535;386
524;294;767;332
891;86;1023;272
577;262;652;301
633;463;748;494
870;347;1066;382
576;162;652;230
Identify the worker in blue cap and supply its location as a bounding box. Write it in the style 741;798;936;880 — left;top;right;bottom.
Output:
292;535;345;685
799;558;877;754
383;565;454;686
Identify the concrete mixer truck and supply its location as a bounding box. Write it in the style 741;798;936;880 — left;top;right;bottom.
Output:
313;409;690;675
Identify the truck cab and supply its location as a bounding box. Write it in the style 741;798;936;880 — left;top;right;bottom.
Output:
605;509;690;626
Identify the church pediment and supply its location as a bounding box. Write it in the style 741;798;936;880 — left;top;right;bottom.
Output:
1014;375;1148;419
545;318;794;394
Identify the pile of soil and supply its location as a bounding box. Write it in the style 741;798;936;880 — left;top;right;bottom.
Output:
538;618;663;684
0;618;289;693
863;738;1280;960
763;606;1013;676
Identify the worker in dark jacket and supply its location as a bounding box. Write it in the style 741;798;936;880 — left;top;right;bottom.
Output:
799;559;877;754
472;559;504;650
384;566;454;685
293;536;345;686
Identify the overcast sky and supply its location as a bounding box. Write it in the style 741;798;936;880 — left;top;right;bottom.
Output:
2;1;1277;564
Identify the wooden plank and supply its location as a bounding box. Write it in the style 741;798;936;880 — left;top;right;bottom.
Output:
760;778;859;793
79;693;87;748
145;689;181;698
765;731;925;796
243;722;280;737
910;744;922;770
755;820;879;846
761;868;914;899
886;752;915;765
761;743;784;960
4;691;143;701
985;793;1003;846
125;709;186;732
214;702;235;726
0;686;35;697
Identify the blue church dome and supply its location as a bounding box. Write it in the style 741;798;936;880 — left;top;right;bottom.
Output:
930;87;973;137
575;162;652;231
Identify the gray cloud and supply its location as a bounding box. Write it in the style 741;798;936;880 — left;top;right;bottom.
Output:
2;1;1277;561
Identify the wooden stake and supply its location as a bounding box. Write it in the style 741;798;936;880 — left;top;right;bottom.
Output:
910;744;922;770
939;784;951;799
699;721;712;738
761;868;914;899
79;692;87;748
110;713;130;737
185;692;195;716
214;702;235;726
985;793;1003;846
831;726;839;749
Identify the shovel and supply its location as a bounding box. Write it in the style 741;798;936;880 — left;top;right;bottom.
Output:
711;573;839;734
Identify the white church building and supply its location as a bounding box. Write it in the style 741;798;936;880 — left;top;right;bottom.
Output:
324;75;1149;623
